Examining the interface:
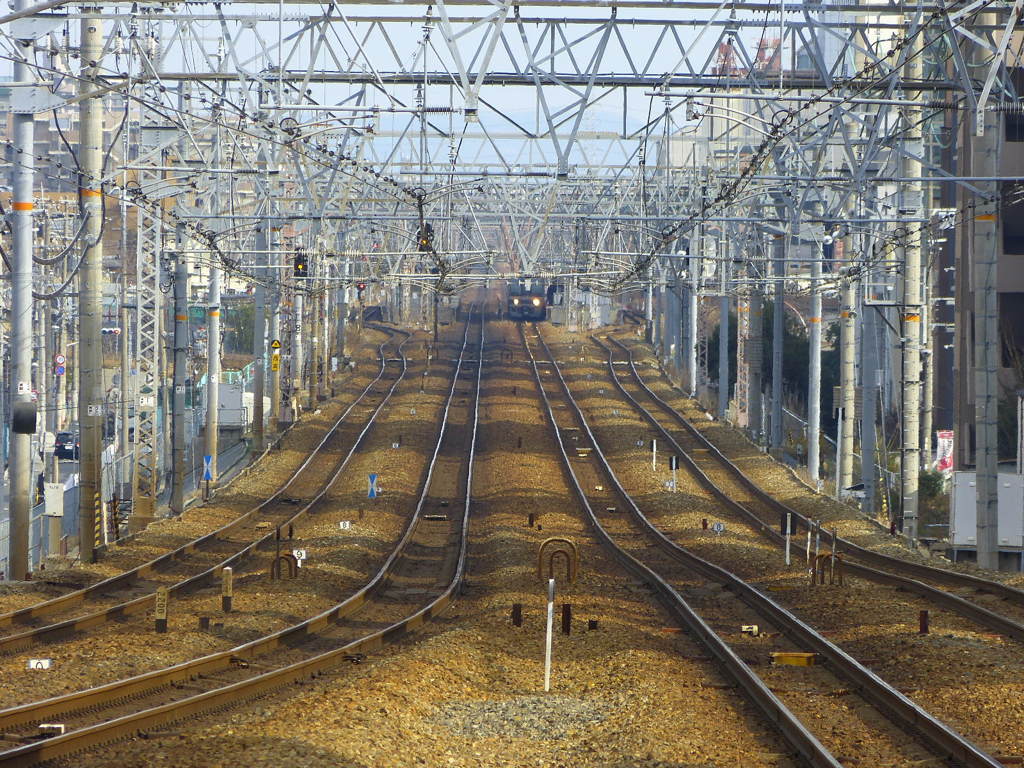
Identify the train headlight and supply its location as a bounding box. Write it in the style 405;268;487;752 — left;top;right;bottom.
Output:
513;298;520;305
532;297;541;307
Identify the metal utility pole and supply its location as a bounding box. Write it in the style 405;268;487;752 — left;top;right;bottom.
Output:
7;6;37;579
807;230;824;488
77;10;105;562
129;42;165;532
204;256;221;491
770;232;785;450
118;194;132;502
170;226;188;516
838;271;857;496
973;103;1000;569
900;29;924;543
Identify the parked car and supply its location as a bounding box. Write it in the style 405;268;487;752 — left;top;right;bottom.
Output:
54;431;80;460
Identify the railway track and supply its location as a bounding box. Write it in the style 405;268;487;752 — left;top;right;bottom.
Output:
598;333;1024;643
0;324;419;653
524;323;1002;768
0;305;487;768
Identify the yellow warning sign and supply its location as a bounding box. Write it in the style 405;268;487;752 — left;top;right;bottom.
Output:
271;353;280;371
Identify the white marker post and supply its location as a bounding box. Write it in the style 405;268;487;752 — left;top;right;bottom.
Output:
785;512;792;566
805;524;813;572
651;439;657;471
544;578;555;692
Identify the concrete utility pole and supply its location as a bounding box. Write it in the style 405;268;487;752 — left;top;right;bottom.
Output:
268;222;282;428
770;232;785;450
170;226;188;516
43;306;58;484
292;289;304;414
204;255;221;490
338;257;350;362
252;224;268;452
204;117;223;486
322;281;332;397
746;287;764;442
973;104;1000;569
310;280;322;404
920;271;934;470
717;236;729;421
645;280;654;344
807;229;824;487
686;247;699;396
269;286;281;431
861;299;879;518
78;10;104;562
838;271;857;497
900;29;924;543
7;4;37;579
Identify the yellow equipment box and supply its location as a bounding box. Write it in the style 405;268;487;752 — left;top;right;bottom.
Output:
770;652;817;667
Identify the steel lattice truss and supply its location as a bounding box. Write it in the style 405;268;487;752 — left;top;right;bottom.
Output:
2;0;1021;291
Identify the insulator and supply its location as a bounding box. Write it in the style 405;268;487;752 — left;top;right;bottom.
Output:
992;102;1024;114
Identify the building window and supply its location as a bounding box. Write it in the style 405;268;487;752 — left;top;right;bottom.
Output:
1001;293;1024;370
1002;182;1024;254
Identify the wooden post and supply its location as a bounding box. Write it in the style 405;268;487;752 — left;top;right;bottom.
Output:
561;603;572;635
512;603;523;627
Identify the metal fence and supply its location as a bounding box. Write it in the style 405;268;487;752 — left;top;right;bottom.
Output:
1;482;80;578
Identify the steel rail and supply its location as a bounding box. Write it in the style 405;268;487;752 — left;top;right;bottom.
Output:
519;323;842;768
602;334;1024;641
0;325;415;652
0;306;487;766
536;327;1003;768
0;324;405;630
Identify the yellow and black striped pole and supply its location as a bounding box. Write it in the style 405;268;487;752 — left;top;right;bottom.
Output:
93;492;102;558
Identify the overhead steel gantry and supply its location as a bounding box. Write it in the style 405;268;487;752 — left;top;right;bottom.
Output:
1;0;1021;575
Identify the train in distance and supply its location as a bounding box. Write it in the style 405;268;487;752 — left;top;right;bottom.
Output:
507;279;562;321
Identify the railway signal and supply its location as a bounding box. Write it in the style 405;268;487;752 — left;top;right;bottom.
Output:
417;223;434;252
356;281;366;301
293;251;309;278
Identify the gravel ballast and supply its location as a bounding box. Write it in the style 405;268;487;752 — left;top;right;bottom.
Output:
51;312;797;768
